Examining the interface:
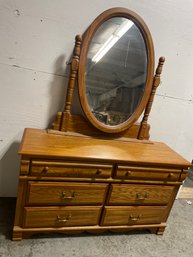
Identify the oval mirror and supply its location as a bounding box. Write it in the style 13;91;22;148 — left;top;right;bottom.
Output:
78;8;154;133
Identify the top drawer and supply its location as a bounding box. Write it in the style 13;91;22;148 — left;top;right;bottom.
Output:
30;160;112;178
114;165;181;181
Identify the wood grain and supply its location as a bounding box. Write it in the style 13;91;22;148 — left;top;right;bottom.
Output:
23;206;101;228
13;223;166;240
56;113;150;139
102;206;167;226
26;182;108;205
13;180;27;226
115;165;181;181
61;35;82;132
30;160;112;178
19;128;190;168
138;57;165;139
108;184;174;205
20;159;30;175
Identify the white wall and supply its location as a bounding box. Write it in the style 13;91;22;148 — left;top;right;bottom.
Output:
0;0;193;196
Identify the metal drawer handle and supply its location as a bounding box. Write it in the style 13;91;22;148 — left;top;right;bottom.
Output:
168;172;174;178
56;214;72;223
136;192;149;200
129;214;141;221
61;191;77;200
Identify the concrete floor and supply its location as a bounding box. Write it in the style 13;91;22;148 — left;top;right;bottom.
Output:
0;198;193;257
184;177;193;188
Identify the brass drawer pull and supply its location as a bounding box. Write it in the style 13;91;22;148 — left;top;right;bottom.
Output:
168;172;174;178
56;214;72;223
136;192;149;200
61;191;77;200
95;169;102;175
129;214;141;221
125;170;132;176
42;166;49;173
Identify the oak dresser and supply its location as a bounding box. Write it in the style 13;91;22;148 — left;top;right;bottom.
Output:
12;7;191;240
12;128;189;240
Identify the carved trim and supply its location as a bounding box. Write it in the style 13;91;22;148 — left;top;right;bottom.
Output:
61;35;82;131
52;112;62;130
12;223;167;240
138;57;165;140
20;159;30;175
54;113;150;139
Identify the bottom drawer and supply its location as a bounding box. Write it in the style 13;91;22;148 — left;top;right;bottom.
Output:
102;206;167;226
23;206;101;228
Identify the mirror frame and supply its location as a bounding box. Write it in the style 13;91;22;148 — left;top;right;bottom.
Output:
78;7;155;133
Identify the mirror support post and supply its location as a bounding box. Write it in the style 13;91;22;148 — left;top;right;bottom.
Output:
60;35;82;131
138;57;165;140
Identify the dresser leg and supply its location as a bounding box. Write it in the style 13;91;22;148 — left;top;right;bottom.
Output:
156;226;165;235
149;227;158;234
12;231;22;241
149;226;166;235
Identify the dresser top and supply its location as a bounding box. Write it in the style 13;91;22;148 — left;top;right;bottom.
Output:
19;128;190;168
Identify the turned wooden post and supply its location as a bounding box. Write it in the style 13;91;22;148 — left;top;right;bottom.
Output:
138;56;165;140
60;35;82;131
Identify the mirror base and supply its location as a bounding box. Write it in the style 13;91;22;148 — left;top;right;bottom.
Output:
52;113;150;140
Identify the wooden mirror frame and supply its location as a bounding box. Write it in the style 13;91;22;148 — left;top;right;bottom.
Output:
51;7;165;140
78;7;155;133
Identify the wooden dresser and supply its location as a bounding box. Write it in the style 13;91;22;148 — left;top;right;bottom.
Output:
12;128;189;240
12;8;191;240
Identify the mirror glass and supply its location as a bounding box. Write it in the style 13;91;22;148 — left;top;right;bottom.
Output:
85;17;147;126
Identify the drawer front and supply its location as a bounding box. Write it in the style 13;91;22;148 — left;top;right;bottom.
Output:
115;165;180;181
27;182;108;205
102;206;167;226
108;184;174;205
23;206;101;228
30;160;112;178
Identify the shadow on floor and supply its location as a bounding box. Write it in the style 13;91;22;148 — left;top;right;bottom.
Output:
0;198;16;239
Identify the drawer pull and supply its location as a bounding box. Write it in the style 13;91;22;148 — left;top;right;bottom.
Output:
129;214;141;221
168;173;174;178
56;214;72;223
61;191;77;200
42;166;49;173
95;169;102;175
125;171;132;176
136;192;149;200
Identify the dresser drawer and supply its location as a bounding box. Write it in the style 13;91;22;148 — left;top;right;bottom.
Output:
108;184;174;205
115;165;180;181
27;182;108;205
23;206;101;228
102;206;166;226
30;160;112;178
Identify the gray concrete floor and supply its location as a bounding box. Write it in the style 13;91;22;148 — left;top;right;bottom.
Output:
0;198;193;257
184;177;193;188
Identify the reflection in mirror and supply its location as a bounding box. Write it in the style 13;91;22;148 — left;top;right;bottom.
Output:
85;17;147;126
